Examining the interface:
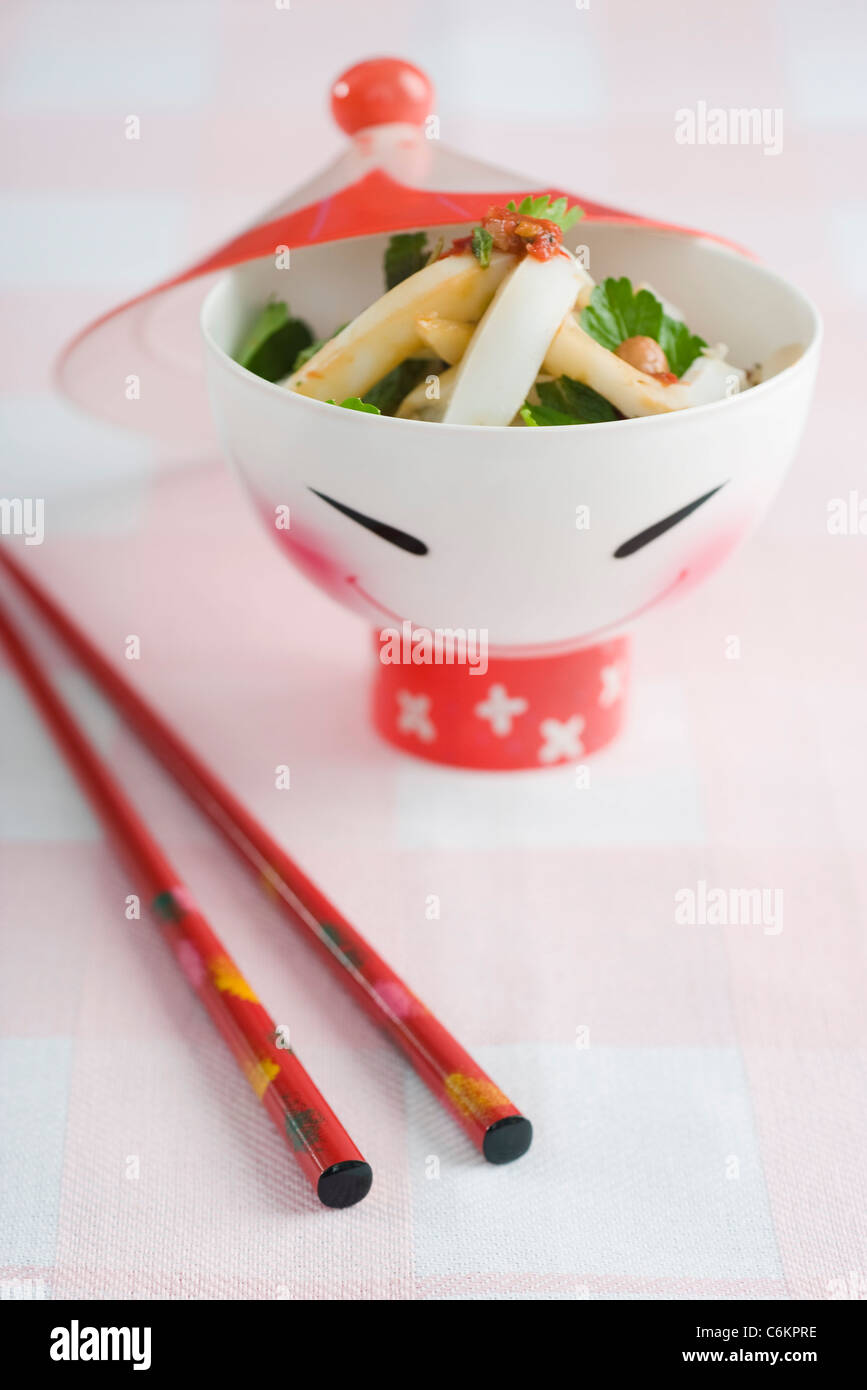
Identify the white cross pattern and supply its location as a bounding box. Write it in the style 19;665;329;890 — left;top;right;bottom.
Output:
396;691;436;743
474;683;529;737
598;661;626;708
538;714;585;763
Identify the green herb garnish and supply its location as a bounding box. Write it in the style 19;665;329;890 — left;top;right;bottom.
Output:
384;232;429;290
658;317;708;379
471;226;494;268
521;377;620;427
580;277;706;376
234;300;313;382
506;194;584;232
580;278;662;350
327;397;382;414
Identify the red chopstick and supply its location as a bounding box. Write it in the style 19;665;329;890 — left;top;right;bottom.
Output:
0;548;532;1164
0;588;373;1210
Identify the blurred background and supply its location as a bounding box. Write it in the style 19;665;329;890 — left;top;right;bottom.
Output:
1;0;865;1302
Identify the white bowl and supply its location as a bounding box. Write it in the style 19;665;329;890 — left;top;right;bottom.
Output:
201;223;820;656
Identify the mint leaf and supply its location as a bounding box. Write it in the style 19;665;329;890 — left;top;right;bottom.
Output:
363;358;432;416
235;301;313;382
581;278;662;351
538;377;621;423
505;194;584;231
658;316;707;377
328;397;382;414
384;232;429;290
472;226;493;268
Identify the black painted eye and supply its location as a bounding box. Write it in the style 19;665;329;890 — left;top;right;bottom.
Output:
614;484;726;558
308;488;428;555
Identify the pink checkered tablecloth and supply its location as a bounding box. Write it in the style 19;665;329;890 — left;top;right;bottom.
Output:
1;0;866;1301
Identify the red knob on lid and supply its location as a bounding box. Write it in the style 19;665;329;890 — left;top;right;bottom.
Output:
330;58;433;135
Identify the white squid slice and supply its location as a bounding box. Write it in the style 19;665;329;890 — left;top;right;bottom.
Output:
542;313;688;416
442;253;589;426
678;348;746;406
287;251;513;403
409;301;734;420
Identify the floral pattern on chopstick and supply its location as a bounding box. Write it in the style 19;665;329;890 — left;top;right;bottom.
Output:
319;922;364;971
371;979;419;1020
152;888;189;922
243;1056;280;1099
285;1106;325;1153
208;954;259;1001
444;1073;512;1122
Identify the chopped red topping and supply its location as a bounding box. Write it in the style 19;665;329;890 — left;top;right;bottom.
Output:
651;371;679;385
441;207;565;263
482;206;563;261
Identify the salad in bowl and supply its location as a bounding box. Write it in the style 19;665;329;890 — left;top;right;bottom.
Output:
231;196;787;429
201;191;819;663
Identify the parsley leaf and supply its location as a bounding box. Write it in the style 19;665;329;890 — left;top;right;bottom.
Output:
472;226;494;268
580;278;662;351
327;397;382;414
235;301;313;382
505;194;584;231
580;277;706;376
658;317;707;377
384;232;429;290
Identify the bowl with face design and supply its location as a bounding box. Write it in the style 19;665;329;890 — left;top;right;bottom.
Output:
201;223;821;770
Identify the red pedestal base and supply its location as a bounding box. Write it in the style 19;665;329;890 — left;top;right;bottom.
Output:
371;633;630;770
